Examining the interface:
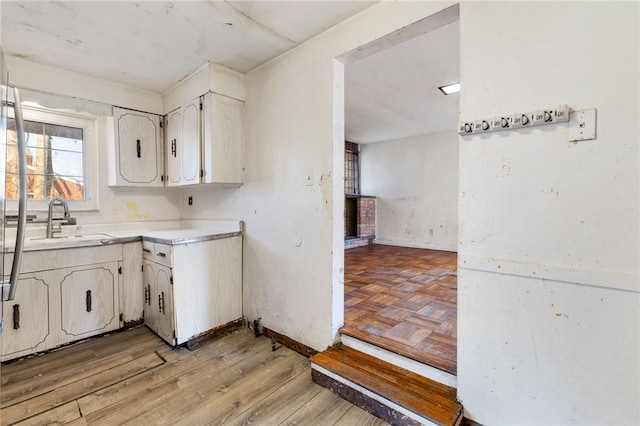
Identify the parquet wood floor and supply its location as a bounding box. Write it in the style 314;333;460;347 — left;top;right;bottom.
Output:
342;244;457;375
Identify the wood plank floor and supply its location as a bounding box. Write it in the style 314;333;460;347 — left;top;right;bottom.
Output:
343;244;457;375
1;326;389;425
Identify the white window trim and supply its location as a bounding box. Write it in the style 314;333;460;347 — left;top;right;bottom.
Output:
6;104;98;213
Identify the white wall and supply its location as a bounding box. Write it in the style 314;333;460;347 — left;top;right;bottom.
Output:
6;56;163;114
458;2;639;424
180;1;457;351
360;130;458;251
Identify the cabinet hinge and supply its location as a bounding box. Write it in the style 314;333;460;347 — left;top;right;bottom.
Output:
118;266;122;275
200;169;204;178
170;276;174;285
173;330;176;340
199;102;203;110
161;175;164;182
141;265;144;272
159;119;163;128
119;313;123;321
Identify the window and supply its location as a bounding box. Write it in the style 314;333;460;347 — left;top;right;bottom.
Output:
345;141;359;195
6;105;97;211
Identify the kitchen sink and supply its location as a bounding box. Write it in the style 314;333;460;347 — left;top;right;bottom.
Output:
28;233;115;242
16;233;118;251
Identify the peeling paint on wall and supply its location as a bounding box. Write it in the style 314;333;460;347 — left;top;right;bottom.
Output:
498;158;511;178
319;172;332;212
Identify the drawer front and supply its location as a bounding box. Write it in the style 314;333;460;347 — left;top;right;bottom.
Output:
153;243;172;268
5;244;123;274
142;240;154;260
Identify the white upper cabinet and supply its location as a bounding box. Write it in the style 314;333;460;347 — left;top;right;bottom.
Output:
181;99;201;184
165;108;182;187
163;62;245;186
202;92;243;185
165;98;201;187
164;93;242;187
111;107;164;187
109;63;244;188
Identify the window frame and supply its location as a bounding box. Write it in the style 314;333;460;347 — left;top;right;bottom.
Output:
6;104;98;213
345;141;360;195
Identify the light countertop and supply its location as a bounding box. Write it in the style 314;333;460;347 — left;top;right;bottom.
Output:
4;220;243;252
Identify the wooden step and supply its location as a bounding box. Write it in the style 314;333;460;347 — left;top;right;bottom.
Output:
310;345;462;426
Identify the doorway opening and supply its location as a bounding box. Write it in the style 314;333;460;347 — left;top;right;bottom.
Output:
340;11;460;377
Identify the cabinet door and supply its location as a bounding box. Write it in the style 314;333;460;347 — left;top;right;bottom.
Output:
142;260;174;345
180;98;201;185
59;263;119;342
203;93;243;184
142;259;157;330
171;236;242;345
165;99;201;187
154;263;174;345
113;107;163;186
165;109;182;187
1;275;51;361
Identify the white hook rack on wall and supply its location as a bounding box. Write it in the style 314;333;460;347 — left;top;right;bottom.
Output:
458;104;570;136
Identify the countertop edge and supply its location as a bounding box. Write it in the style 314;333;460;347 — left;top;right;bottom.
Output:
5;230;243;253
140;231;242;245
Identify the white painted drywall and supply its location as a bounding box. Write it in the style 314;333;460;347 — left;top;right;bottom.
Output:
180;1;458;351
360;131;458;251
6;56;163;114
458;2;639;424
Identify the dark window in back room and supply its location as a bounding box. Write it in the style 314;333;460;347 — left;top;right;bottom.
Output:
344;141;359;195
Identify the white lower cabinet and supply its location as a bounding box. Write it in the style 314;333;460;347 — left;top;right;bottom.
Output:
142;258;175;344
1;274;51;359
142;235;242;346
1;232;242;360
59;263;120;343
1;245;122;362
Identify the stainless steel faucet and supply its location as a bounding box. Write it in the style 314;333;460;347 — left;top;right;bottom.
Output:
47;196;70;238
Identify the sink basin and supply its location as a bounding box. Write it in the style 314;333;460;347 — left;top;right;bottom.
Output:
17;233;117;251
28;233;114;242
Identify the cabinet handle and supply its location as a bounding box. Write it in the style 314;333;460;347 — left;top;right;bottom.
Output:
158;292;165;314
145;285;151;305
12;304;20;330
171;139;176;157
143;248;151;254
136;139;141;158
86;290;92;312
157;252;166;258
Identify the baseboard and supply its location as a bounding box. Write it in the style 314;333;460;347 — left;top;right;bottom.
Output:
463;417;484;426
263;327;318;358
185;318;243;350
374;240;457;252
